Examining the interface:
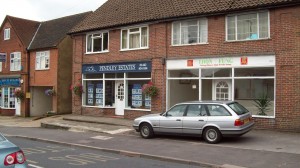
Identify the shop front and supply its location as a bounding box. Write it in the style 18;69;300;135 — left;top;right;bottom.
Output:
0;77;21;116
82;61;152;116
166;55;275;118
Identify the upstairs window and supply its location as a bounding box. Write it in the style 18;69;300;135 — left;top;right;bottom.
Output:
172;18;208;45
10;52;21;71
121;26;148;50
86;32;109;53
4;28;10;40
226;11;269;41
36;51;50;70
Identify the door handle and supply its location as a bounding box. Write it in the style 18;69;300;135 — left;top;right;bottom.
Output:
198;119;204;121
176;119;181;121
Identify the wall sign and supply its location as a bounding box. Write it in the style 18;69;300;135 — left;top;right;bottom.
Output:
0;78;20;86
82;61;152;74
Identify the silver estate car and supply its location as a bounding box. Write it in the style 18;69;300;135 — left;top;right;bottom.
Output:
133;101;254;143
0;133;27;167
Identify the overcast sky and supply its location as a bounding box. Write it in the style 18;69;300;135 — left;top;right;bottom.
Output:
0;0;107;24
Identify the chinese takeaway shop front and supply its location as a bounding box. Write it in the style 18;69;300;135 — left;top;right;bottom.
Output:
81;61;152;117
166;55;276;118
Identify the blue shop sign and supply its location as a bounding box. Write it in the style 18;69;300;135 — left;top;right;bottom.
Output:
0;78;20;86
82;61;151;74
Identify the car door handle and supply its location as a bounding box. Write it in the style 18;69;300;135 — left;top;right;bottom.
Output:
176;119;181;121
198;119;204;121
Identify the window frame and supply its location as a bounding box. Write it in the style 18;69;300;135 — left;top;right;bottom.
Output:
10;52;21;71
225;11;270;41
171;18;208;46
4;28;10;40
35;51;50;70
120;26;149;51
86;32;109;54
1;87;16;109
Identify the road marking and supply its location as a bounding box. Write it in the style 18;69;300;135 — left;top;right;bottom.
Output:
23;146;75;155
27;160;38;164
28;164;44;168
91;135;112;140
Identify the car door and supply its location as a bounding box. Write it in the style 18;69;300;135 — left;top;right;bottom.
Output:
159;104;187;134
182;104;208;134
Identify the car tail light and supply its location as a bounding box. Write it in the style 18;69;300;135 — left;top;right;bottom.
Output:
4;150;26;165
234;119;244;126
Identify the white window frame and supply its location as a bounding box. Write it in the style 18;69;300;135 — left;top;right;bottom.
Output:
1;87;16;109
10;52;21;71
4;28;10;40
172;18;208;46
0;62;2;72
35;51;50;70
121;26;149;51
86;32;109;54
226;11;270;41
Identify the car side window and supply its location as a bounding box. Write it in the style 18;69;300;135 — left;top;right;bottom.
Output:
206;105;231;116
166;105;187;117
186;104;207;116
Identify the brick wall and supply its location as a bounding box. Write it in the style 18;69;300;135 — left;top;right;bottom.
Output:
72;6;300;131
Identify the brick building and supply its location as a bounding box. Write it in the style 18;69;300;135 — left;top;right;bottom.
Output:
69;0;300;131
0;16;39;116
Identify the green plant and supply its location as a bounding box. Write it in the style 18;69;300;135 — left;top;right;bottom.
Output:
253;94;272;115
14;88;25;101
70;83;83;96
142;81;158;97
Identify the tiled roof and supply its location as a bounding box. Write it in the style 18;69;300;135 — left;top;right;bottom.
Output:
29;12;91;50
70;0;300;34
6;16;40;47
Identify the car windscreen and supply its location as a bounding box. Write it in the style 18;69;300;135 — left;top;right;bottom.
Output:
228;102;249;115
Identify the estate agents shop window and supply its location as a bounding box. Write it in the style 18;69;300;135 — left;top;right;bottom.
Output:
167;56;275;117
82;61;152;115
0;78;20;109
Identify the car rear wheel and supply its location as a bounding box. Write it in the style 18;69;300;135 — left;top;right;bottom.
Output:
203;127;221;144
140;123;154;139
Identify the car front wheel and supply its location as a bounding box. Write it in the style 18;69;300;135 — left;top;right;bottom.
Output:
203;127;221;144
140;123;154;139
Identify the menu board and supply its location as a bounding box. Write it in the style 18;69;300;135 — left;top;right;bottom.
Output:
95;83;103;106
132;84;142;108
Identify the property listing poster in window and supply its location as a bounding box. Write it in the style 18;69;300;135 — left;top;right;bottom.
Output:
132;84;142;108
87;83;94;105
95;83;103;106
145;95;151;108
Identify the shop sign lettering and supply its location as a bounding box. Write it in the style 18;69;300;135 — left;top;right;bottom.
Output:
82;61;151;74
199;58;233;67
0;78;20;86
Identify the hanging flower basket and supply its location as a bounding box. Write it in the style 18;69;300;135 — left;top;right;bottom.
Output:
14;88;25;101
70;83;83;96
142;81;158;97
45;89;55;96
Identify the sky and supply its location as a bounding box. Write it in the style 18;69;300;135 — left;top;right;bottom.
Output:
0;0;108;24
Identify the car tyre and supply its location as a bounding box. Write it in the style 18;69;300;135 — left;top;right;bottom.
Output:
140;123;154;139
203;127;221;144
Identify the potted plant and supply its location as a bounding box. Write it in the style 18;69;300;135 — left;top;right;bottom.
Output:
45;88;55;96
253;94;272;116
14;88;25;101
142;81;158;97
70;83;83;96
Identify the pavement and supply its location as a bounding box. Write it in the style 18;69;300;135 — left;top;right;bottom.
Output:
0;114;300;168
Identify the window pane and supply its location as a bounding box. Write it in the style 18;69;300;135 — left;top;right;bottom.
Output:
129;33;140;49
201;69;232;77
103;33;108;50
167;105;187;117
237;13;258;40
127;81;150;109
130;28;139;32
168;69;199;77
259;12;269;38
186;105;203;116
87;35;92;52
105;81;115;106
199;18;208;43
235;67;274;77
227;16;236;40
172;22;180;45
207;105;231;116
93;37;102;52
122;30;128;49
181;21;189;44
141;27;148;47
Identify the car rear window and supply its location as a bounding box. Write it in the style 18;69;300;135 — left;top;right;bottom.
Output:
228;102;249;115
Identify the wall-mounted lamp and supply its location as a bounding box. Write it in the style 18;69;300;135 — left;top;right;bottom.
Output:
192;84;197;89
20;79;24;84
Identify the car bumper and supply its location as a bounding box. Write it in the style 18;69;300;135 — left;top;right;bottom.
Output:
221;122;255;137
133;125;139;132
